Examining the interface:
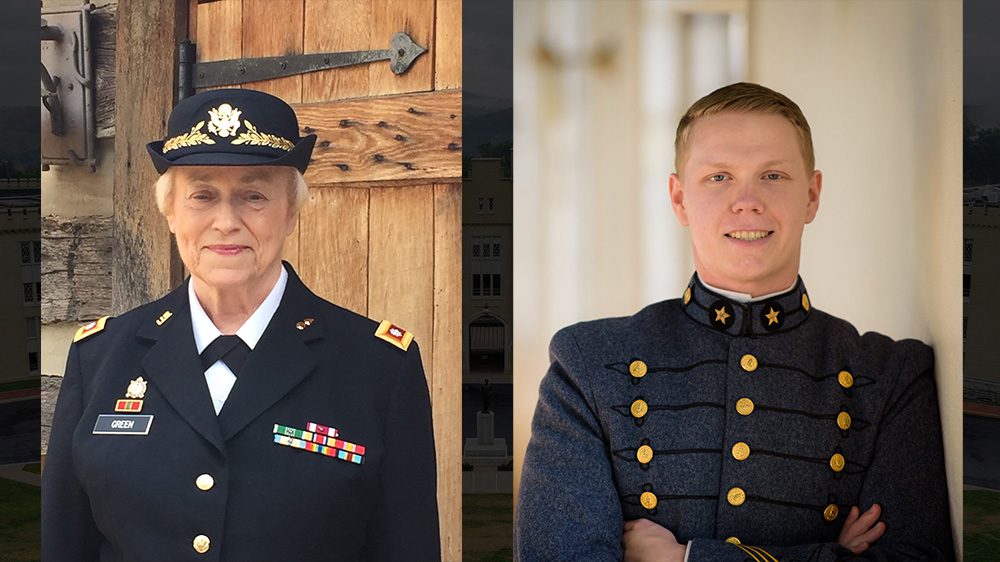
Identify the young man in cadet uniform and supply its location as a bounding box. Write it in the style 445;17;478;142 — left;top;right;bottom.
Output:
515;82;952;561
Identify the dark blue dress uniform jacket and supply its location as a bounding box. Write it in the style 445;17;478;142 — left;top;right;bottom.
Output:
516;276;953;561
43;267;440;561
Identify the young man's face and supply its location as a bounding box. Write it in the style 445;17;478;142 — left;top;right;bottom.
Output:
669;112;822;296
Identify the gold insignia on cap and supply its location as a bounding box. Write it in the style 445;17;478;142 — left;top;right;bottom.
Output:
636;444;653;464
837;411;852;430
375;320;414;351
630;399;648;419
714;306;731;324
156;310;173;326
823;503;839;521
802;293;810;311
683;287;692;305
162;121;216;153
126;377;148;399
838;370;854;389
640;491;658;510
764;307;780;326
74;316;109;342
232;120;295;152
629;360;647;379
208;103;243;138
726;487;746;506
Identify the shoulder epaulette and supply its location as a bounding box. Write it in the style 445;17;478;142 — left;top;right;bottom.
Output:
374;320;413;351
74;316;110;343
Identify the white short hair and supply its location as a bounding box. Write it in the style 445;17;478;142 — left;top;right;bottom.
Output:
154;167;308;216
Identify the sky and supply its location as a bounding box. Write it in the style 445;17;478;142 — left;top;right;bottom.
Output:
966;0;1000;128
1;1;37;108
464;0;513;107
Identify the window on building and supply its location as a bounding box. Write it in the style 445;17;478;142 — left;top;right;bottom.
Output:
482;273;492;295
964;238;973;264
33;240;41;263
23;282;33;303
492;274;502;296
963;316;968;342
36;281;42;301
492;242;501;258
20;241;30;264
477;197;485;213
488;197;495;213
472;274;481;296
472;243;480;258
964;273;971;298
28;351;39;372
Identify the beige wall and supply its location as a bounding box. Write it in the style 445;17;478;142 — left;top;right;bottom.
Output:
513;0;962;552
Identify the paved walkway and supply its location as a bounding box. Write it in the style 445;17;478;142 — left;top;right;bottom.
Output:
0;463;40;486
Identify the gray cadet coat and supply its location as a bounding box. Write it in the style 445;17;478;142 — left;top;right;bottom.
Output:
516;275;952;561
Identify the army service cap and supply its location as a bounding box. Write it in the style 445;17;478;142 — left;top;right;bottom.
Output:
146;89;317;174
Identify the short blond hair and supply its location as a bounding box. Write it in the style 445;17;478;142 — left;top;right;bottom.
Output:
674;82;814;173
154;167;308;217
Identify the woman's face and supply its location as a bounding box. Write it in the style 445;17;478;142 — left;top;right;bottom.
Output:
165;165;296;297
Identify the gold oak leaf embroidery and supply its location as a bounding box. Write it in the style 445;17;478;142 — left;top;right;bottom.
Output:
231;120;295;151
162;121;216;153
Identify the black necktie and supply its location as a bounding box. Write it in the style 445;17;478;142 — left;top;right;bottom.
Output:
200;335;251;376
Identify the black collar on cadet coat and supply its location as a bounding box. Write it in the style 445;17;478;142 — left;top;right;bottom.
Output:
137;262;326;449
680;273;812;337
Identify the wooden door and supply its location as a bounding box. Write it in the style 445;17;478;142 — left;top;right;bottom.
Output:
115;1;461;558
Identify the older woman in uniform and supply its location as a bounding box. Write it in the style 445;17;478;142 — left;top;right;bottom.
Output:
42;89;440;561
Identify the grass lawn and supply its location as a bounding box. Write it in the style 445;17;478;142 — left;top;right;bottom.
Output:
965;489;1000;562
0;379;40;393
463;494;512;562
0;478;40;562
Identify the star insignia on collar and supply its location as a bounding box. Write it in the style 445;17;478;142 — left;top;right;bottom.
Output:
765;307;780;326
714;306;731;324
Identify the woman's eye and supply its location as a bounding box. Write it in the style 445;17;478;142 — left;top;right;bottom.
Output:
246;192;267;202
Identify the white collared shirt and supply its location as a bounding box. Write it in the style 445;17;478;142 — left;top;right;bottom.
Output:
698;274;797;304
188;265;288;414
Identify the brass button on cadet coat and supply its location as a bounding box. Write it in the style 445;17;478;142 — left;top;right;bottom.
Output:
195;474;215;491
640;491;658;510
636;445;653;464
824;504;840;522
829;453;846;472
838;370;854;389
731;442;750;461
837;411;852;430
735;398;754;416
193;535;210;554
740;354;758;372
629;360;647;379
727;487;746;506
630;399;648;419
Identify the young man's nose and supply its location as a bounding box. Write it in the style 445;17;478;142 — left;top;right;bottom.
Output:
731;180;765;214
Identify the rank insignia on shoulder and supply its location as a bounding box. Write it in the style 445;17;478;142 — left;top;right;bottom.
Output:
74;316;110;343
375;320;413;351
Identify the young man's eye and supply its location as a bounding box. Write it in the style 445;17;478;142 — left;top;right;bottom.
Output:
764;172;783;181
709;174;728;182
